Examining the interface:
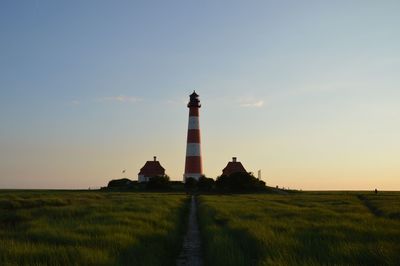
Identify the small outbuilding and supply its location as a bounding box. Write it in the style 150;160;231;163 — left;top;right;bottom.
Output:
138;156;166;183
222;157;247;176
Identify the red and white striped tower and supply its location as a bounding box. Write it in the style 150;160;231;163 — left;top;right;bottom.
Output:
184;91;203;181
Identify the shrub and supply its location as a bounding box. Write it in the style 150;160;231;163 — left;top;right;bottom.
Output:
184;177;198;191
198;176;215;192
216;172;265;192
107;178;135;189
146;175;170;190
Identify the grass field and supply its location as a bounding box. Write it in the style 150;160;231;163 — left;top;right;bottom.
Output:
199;192;400;266
2;190;399;266
0;191;188;266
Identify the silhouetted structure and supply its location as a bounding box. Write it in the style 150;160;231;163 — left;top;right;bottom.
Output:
107;178;135;189
222;157;247;176
216;171;265;192
184;91;203;181
217;157;265;192
138;156;166;182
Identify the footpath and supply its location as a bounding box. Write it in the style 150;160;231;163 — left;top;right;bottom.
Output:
176;195;203;266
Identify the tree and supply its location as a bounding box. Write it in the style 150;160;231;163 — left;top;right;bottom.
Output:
216;172;265;192
146;175;170;190
107;178;135;189
184;177;198;191
197;176;215;192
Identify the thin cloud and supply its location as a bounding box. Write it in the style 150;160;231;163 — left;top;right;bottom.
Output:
239;98;264;108
66;100;80;106
96;95;142;103
71;100;80;105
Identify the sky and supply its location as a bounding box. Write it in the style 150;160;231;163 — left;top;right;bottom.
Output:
1;0;399;190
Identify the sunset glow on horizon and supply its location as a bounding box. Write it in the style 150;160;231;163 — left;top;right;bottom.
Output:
1;1;399;190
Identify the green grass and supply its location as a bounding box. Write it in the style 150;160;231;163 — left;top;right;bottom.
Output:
3;190;399;265
199;192;400;266
360;192;400;219
0;191;189;266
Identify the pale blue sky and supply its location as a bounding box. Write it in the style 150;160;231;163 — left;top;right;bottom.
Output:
1;1;399;189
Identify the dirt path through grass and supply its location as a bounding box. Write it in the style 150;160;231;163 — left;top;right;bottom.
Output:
176;195;203;266
357;194;383;217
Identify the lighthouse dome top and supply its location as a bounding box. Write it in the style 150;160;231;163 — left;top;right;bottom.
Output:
190;90;199;97
188;90;201;108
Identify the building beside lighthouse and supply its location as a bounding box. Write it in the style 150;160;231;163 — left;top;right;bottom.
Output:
184;91;203;181
222;157;248;176
138;156;166;183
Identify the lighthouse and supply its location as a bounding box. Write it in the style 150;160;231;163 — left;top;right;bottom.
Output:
184;91;203;181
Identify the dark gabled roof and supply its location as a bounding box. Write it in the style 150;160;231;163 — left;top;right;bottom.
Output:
222;160;247;176
138;160;165;177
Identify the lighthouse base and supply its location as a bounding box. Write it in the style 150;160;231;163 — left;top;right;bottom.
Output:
183;173;203;182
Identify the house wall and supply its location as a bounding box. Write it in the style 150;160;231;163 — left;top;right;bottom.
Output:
138;175;150;183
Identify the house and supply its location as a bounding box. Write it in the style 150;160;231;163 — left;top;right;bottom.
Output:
138;156;166;183
222;157;247;176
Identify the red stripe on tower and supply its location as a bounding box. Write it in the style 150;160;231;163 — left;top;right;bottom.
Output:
184;91;203;181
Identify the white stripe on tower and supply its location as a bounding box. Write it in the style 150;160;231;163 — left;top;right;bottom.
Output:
184;90;203;181
188;117;200;129
184;173;203;179
186;143;201;156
